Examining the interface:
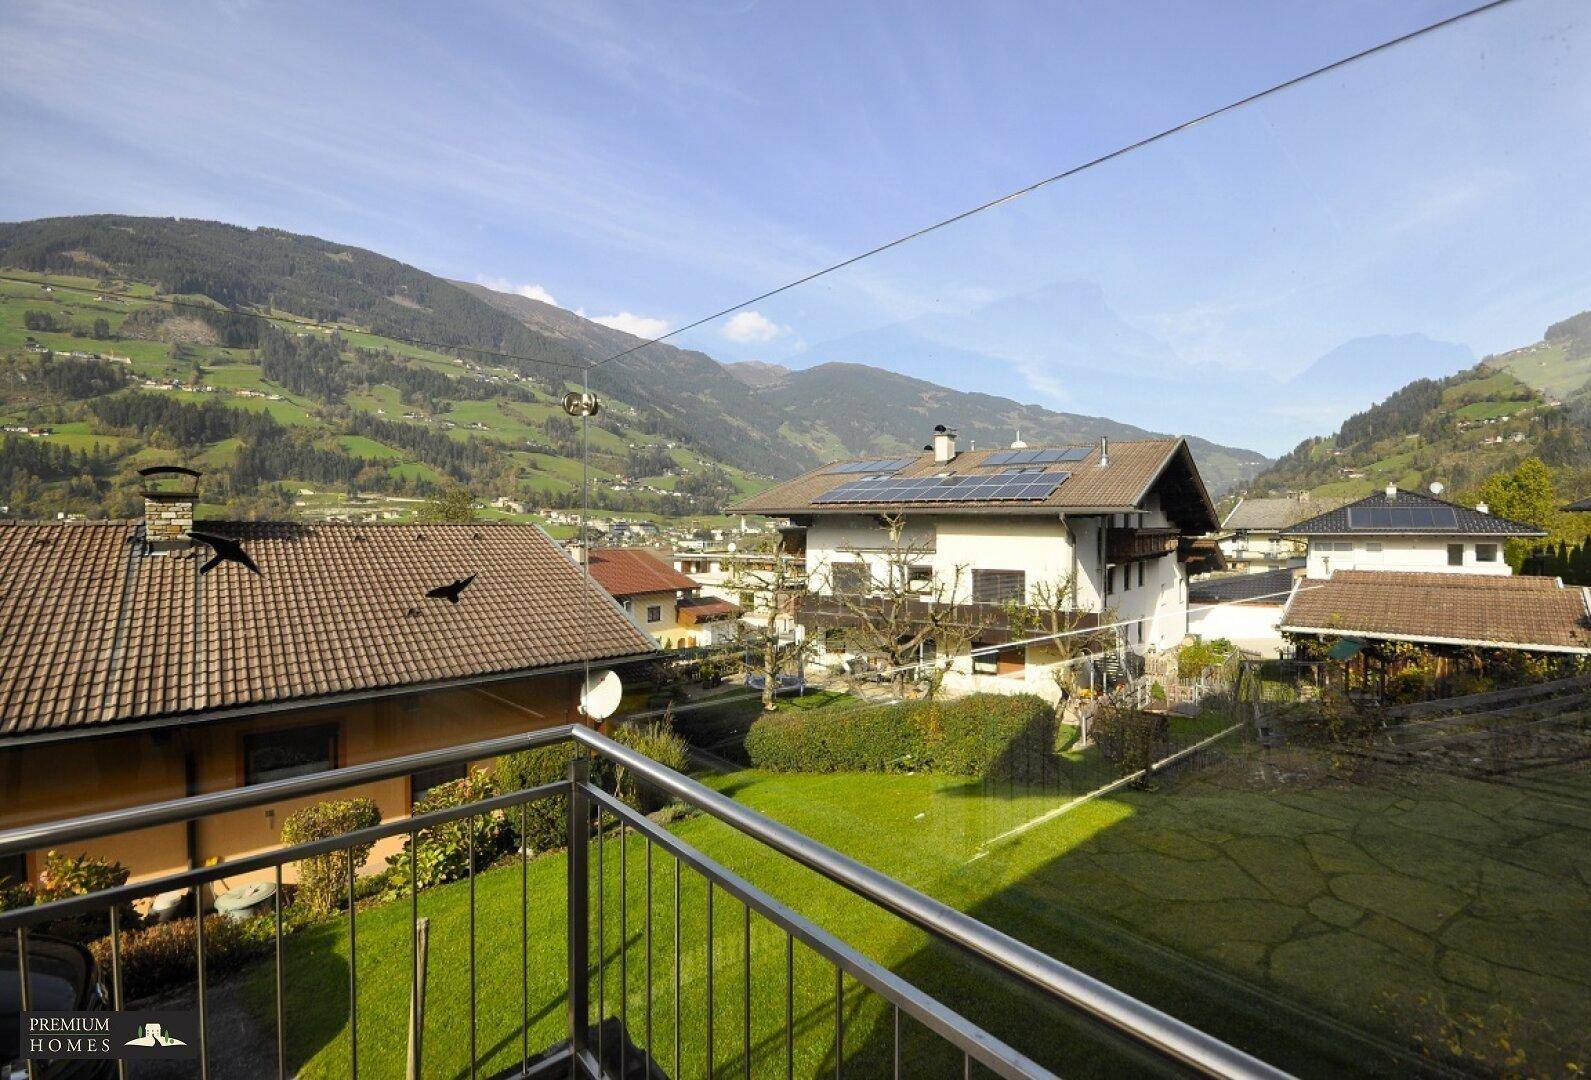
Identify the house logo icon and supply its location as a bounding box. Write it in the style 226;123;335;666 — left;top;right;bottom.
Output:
125;1022;187;1047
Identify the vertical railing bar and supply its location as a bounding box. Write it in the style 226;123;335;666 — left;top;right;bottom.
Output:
742;904;752;1080
833;965;842;1080
520;802;530;1073
892;1004;900;1080
965;1049;972;1079
785;931;794;1080
18;928;36;1080
596;806;606;1070
409;830;419;1080
468;815;477;1079
706;878;715;1080
619;818;628;1080
645;836;654;1080
567;759;592;1064
196;889;210;1080
274;863;286;1080
674;855;682;1080
347;846;357;1080
109;904;126;1080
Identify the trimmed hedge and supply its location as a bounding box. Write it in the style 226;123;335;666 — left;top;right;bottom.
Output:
747;694;1056;781
280;798;380;915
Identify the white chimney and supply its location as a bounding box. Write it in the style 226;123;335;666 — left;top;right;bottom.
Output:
1385;483;1397;499
1476;502;1489;515
932;425;958;463
1098;436;1110;468
567;540;588;567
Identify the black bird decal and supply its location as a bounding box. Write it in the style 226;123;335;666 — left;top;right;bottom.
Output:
426;573;476;604
188;530;262;576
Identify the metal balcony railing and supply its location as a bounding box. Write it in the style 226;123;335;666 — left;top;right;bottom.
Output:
0;724;1288;1080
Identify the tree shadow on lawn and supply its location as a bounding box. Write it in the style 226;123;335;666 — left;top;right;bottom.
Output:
851;744;1591;1078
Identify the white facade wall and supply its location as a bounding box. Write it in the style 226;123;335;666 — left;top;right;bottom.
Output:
1187;601;1285;657
1304;537;1512;579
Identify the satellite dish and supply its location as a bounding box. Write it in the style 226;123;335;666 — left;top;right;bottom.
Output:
1429;482;1445;495
579;669;623;720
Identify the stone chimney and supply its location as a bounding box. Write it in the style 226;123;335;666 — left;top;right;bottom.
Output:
139;466;199;550
932;425;958;463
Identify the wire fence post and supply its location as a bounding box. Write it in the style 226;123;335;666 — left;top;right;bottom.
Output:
567;755;592;1058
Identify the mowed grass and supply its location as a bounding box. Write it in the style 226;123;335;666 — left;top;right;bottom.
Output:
233;742;1591;1079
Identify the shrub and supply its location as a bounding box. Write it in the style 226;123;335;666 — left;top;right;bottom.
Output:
926;694;1057;782
607;720;690;812
1090;704;1169;776
33;850;132;939
1178;638;1232;679
383;772;508;897
280;798;381;916
86;911;308;1001
746;693;1059;781
493;743;577;855
746;701;926;774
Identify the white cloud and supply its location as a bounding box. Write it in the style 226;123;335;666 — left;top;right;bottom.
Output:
476;276;558;306
585;311;671;339
721;310;784;344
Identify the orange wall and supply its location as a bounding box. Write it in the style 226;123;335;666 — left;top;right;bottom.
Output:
2;674;580;897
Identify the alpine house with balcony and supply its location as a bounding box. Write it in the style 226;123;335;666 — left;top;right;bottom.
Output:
730;427;1219;697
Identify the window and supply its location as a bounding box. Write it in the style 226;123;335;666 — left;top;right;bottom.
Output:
830;561;870;595
971;569;1025;604
0;852;25;888
1137;561;1145;588
1365;542;1383;552
823;628;845;651
646;603;663;623
908;564;932;587
411;762;467;806
621;598;634;613
1476;543;1498;563
244;723;337;787
1105;566;1115;596
972;642;1025;676
1447;544;1465;566
738;591;754;608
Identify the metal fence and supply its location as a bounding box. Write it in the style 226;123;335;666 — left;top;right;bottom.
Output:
1;724;1288;1080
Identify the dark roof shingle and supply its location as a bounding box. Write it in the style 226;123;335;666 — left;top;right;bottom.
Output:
1281;570;1591;654
0;521;656;738
1188;567;1297;605
1282;489;1545;537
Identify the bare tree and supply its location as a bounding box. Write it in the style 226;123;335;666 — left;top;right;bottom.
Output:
1002;573;1115;699
822;515;989;698
727;547;811;711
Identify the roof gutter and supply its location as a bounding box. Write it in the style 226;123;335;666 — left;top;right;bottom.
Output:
0;650;659;751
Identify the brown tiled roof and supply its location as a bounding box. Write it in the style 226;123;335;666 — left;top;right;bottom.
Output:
1281;570;1591;654
586;548;699;598
732;438;1217;530
675;596;742;624
0;521;657;738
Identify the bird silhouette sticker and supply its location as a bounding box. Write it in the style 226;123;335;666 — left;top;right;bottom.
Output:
187;530;262;576
426;573;477;604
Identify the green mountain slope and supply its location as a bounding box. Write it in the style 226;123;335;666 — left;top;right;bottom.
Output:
1240;315;1591;505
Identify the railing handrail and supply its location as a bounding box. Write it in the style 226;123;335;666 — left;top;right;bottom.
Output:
569;726;1290;1080
1;719;1291;1080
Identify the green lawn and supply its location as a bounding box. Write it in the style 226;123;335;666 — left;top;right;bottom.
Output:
232;735;1591;1079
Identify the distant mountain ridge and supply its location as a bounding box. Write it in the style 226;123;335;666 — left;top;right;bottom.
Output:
0;215;1268;493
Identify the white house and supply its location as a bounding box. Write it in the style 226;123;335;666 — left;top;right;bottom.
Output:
1217;494;1348;575
731;428;1219;700
1282;485;1546;579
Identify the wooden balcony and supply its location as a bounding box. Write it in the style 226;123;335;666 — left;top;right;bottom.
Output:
1107;527;1181;563
796;593;1099;646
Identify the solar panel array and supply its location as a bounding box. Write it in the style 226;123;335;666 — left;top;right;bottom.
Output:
815;471;1070;505
1346;505;1460;529
983;447;1091;467
826;457;918;474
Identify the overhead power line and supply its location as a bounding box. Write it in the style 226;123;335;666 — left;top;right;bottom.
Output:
582;0;1519;373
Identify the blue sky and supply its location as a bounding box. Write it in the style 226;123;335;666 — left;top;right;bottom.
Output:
2;0;1587;454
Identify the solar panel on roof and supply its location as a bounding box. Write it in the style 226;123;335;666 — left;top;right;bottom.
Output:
984;447;1091;467
826;457;917;474
814;471;1069;505
1347;505;1461;529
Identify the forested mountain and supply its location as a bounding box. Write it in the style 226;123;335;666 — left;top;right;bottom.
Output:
0;215;1267;523
1239;313;1591;515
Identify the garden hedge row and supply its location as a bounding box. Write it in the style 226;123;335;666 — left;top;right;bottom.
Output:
746;694;1057;781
